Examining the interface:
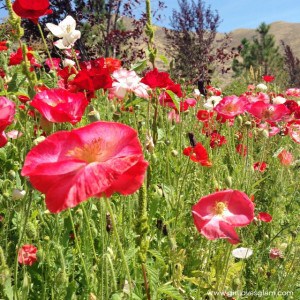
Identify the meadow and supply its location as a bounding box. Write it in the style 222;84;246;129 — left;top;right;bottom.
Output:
0;0;300;299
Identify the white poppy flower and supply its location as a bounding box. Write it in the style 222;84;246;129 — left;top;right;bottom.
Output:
232;247;253;259
203;95;222;111
46;16;81;49
272;96;286;105
256;83;268;91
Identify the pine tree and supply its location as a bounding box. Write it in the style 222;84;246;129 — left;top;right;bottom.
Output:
232;22;284;77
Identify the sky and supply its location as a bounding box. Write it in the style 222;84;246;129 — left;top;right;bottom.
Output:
153;0;300;32
0;0;299;33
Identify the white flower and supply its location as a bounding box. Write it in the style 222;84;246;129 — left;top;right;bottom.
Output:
193;89;200;96
46;16;81;49
232;247;253;259
256;83;268;91
272;96;286;105
63;58;75;67
203;95;222;111
12;189;26;200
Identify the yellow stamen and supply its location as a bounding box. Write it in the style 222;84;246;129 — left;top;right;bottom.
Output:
213;202;227;215
67;138;109;163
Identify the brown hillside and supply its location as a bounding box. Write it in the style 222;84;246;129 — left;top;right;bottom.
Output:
151;21;300;86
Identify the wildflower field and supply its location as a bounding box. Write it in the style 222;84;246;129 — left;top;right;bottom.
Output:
0;0;300;299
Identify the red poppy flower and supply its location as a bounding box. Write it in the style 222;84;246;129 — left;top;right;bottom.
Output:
192;189;254;244
30;88;89;125
13;0;52;24
21;121;148;213
183;142;212;166
18;244;38;266
246;101;289;122
197;110;214;122
214;95;247;119
9;47;41;70
262;75;275;83
104;57;121;73
277;149;293;166
236;144;247;157
0;41;8;51
257;212;272;222
209;131;227;149
0;131;7;148
253;162;267;172
141;68;174;89
72;68;113;94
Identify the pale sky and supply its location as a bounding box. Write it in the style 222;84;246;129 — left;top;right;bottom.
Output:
155;0;300;32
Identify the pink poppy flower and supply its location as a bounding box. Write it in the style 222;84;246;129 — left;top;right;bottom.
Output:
286;88;300;97
277;149;293;166
214;95;247;119
257;212;272;222
45;57;61;70
269;248;283;259
110;69;150;99
18;244;38;266
21;121;148;213
30;88;88;125
246;101;289;122
192;190;254;244
287;120;300;144
0;96;16;132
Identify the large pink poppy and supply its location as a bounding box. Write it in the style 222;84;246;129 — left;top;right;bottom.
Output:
192;190;254;244
30;88;88;125
21;122;148;213
246;101;290;122
214;95;247;119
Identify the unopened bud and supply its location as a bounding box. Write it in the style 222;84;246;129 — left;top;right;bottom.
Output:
12;189;26;200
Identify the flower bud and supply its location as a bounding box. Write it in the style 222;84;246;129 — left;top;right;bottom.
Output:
12;189;26;200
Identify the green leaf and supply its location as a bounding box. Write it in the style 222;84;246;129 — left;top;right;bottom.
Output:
159;55;169;66
124;96;147;109
7;71;27;93
157;284;184;300
148;249;165;265
130;59;148;72
166;90;180;112
65;280;77;300
4;276;13;300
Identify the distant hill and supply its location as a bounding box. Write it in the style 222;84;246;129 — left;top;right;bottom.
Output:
151;21;300;86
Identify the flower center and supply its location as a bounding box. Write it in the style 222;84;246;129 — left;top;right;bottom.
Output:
225;104;236;112
67;138;108;163
213;201;227;215
66;24;72;33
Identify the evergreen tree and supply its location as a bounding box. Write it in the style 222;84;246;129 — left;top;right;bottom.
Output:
232;22;284;77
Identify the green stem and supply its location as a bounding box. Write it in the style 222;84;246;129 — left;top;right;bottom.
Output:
82;204;98;262
13;189;34;300
37;23;55;71
68;209;90;291
105;198;132;298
